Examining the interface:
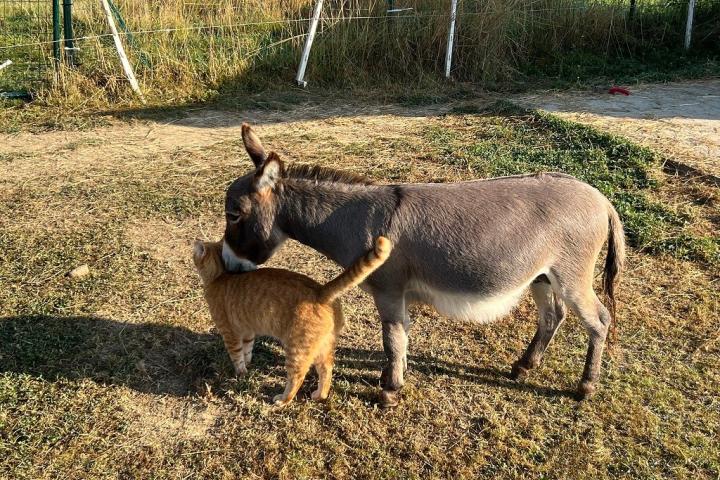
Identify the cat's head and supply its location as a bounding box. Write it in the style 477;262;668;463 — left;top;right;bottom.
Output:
193;240;225;285
193;239;256;285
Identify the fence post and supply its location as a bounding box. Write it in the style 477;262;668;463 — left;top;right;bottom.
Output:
100;0;146;103
52;0;61;66
684;0;696;50
295;0;324;87
444;0;458;78
63;0;76;65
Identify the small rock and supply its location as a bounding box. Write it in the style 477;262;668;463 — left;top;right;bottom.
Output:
68;264;90;279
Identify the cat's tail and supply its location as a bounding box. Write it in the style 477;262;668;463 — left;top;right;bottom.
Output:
319;237;393;304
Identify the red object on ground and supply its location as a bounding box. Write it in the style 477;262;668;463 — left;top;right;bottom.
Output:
608;86;630;96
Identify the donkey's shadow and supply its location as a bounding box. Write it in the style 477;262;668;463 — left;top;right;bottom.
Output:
0;315;574;400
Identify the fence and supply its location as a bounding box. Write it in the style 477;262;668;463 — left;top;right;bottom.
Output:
0;0;54;96
0;0;718;101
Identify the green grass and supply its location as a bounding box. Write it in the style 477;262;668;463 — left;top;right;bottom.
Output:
425;101;719;266
1;100;718;478
520;50;720;89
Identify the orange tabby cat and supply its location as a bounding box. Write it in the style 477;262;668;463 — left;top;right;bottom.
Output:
193;236;392;406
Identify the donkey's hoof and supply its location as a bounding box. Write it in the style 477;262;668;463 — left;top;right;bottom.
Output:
380;389;401;408
577;381;596;400
510;362;530;382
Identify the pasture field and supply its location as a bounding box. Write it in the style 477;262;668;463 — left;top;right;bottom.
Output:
0;91;719;478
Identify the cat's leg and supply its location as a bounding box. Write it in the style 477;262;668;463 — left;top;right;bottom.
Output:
273;354;312;407
220;331;247;377
312;345;334;401
242;336;255;366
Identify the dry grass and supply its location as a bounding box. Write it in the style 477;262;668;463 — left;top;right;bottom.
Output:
4;0;719;106
1;98;719;478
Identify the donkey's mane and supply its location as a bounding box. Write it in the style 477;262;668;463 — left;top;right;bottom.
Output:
285;164;376;185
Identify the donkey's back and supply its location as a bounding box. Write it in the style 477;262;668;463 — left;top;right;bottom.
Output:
384;173;616;296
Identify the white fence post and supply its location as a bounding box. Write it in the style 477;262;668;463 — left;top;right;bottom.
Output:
444;0;458;78
684;0;696;50
100;0;145;103
296;0;324;87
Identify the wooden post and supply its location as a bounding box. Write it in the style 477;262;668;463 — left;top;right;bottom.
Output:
100;0;145;103
295;0;324;87
684;0;696;50
445;0;458;78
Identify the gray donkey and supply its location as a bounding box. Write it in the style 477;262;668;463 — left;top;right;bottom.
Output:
222;123;625;407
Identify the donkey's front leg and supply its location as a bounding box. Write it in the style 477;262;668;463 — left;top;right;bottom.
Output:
374;294;408;408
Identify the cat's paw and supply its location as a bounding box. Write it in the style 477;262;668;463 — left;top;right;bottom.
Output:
273;394;290;407
234;365;248;377
311;389;328;401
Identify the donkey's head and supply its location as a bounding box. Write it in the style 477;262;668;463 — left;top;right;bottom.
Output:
222;123;287;271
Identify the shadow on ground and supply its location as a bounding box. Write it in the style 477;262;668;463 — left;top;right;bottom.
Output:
0;315;577;401
100;77;720;136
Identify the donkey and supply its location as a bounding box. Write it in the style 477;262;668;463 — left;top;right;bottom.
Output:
222;123;625;407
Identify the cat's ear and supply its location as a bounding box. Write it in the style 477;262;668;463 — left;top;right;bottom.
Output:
193;239;206;259
253;152;284;195
242;123;267;168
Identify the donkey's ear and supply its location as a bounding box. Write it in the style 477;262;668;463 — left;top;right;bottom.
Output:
253;152;284;194
242;123;267;168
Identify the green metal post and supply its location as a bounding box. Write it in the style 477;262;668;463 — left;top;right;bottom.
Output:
52;0;61;66
62;0;75;66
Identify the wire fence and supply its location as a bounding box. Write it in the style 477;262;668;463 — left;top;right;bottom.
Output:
0;0;718;99
0;0;53;94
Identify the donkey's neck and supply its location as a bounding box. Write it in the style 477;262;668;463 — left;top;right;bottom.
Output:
278;180;396;267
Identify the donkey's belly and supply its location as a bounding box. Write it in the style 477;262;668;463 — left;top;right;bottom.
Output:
407;275;539;324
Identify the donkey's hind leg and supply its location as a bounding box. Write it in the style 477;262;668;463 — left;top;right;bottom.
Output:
511;277;566;381
570;292;612;400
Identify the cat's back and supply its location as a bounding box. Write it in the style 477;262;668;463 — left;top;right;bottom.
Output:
242;268;322;289
218;267;323;302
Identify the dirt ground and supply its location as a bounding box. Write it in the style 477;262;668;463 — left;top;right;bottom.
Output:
1;82;719;478
2;79;717;177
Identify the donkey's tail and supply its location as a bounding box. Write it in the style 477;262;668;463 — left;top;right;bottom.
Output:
319;237;393;304
603;202;626;343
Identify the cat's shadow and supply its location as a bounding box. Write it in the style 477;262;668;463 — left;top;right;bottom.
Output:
0;315;574;401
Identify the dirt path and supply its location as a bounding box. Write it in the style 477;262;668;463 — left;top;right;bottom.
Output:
518;79;720;178
3;80;717;181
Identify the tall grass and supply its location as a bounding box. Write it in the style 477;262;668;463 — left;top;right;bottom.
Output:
3;0;718;105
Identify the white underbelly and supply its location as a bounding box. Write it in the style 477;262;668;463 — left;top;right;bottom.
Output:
408;275;542;324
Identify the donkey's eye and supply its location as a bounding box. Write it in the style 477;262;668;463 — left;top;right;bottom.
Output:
226;212;241;223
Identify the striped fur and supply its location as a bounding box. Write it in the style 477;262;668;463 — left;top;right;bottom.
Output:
319;237;392;304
